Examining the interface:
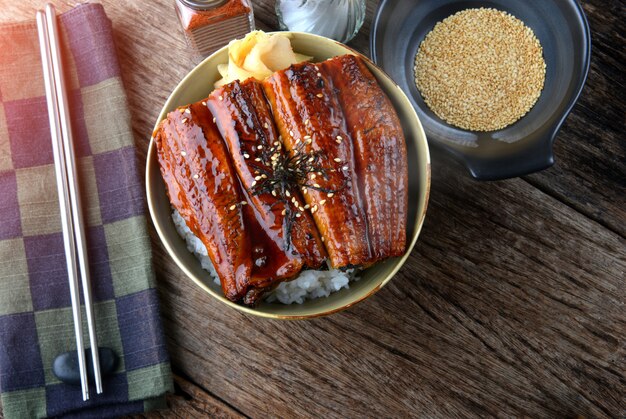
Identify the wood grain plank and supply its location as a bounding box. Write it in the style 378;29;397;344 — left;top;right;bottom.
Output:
523;0;626;238
129;374;246;419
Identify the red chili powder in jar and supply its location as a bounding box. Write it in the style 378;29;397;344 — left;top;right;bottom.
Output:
175;0;255;58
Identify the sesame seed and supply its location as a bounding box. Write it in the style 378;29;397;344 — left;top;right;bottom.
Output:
296;213;301;218
308;157;315;163
413;7;546;131
193;174;199;179
219;95;223;101
255;176;261;180
180;151;187;156
319;199;327;205
317;72;322;77
229;204;237;210
306;139;312;144
243;153;250;159
321;236;325;242
286;190;291;197
299;206;304;211
333;158;342;163
311;205;318;213
184;109;191;114
271;190;277;196
304;119;310;125
316;93;323;98
282;209;287;215
311;173;316;179
304;135;311;140
304;204;310;209
295;138;301;144
251;181;257;187
179;108;185;113
264;122;269;129
241;201;247;205
302;188;308;194
181;118;188;124
274;141;280;146
254;157;261;162
261;174;267;179
313;183;320;188
213;117;216;123
201;101;207;106
289;130;294;137
342;165;349;171
328;193;334;198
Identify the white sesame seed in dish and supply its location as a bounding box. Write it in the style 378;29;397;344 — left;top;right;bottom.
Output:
413;7;546;131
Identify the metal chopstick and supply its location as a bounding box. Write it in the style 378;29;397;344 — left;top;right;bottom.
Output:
36;3;103;400
43;4;103;396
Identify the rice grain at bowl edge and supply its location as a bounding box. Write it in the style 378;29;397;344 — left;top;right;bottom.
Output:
171;210;359;305
413;8;546;132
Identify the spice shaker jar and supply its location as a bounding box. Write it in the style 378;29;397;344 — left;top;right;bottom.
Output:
275;0;366;43
175;0;255;59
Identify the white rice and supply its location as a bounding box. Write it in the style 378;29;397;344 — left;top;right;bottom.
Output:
171;210;358;304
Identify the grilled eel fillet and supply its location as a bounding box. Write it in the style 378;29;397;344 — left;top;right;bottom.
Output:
264;62;373;268
208;79;327;274
154;101;252;302
323;55;408;258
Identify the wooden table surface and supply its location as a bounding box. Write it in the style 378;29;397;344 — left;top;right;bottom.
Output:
1;0;624;417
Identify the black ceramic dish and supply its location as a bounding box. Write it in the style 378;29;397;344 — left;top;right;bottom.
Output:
370;0;591;180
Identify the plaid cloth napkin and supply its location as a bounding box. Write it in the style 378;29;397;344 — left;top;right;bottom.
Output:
0;3;173;418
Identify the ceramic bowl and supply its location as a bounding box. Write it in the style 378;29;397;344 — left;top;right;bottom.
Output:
371;0;591;180
146;32;430;319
